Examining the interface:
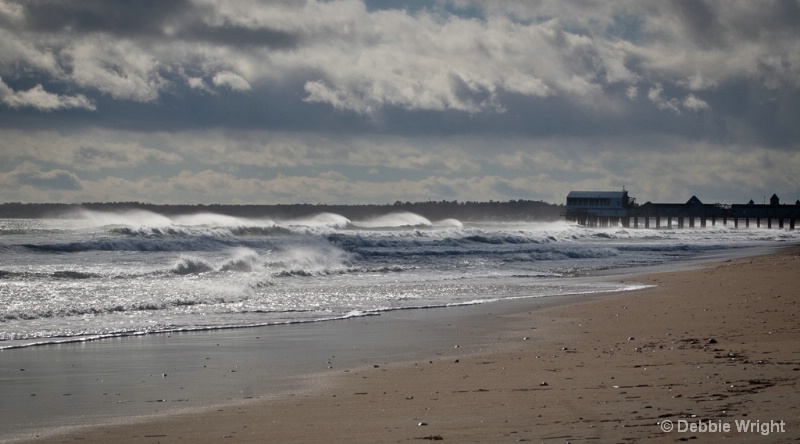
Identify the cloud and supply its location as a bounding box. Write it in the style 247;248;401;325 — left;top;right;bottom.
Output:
318;171;348;181
186;76;212;92
0;77;95;111
298;12;616;113
75;146;129;164
7;162;82;190
0;129;184;172
18;0;189;37
682;93;710;111
212;71;251;91
646;84;680;113
645;84;711;113
2;126;797;205
63;37;165;102
0;1;24;22
304;80;374;114
0;1;798;205
2;0;797;118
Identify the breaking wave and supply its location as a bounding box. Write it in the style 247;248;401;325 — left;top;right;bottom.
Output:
352;212;433;228
171;256;215;275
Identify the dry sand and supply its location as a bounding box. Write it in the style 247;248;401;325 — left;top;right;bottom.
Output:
17;247;800;443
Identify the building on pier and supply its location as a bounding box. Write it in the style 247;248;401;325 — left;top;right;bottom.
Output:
564;190;636;227
633;196;727;228
731;194;800;229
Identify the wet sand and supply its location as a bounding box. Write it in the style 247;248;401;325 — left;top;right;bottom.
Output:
9;246;800;443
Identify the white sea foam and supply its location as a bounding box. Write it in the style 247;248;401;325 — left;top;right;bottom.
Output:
172;213;269;227
1;213;798;348
435;218;464;228
284;212;351;229
353;212;433;228
71;208;174;227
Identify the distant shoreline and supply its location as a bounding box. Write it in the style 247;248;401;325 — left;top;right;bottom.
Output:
0;200;562;222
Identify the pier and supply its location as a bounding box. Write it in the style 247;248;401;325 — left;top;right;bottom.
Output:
564;191;800;230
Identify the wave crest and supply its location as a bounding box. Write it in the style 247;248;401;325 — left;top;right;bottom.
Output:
172;256;214;275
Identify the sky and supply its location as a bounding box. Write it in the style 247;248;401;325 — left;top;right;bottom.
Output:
1;0;799;205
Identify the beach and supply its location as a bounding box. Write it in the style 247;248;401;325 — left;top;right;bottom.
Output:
8;246;800;443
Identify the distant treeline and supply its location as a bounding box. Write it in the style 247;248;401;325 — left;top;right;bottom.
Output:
0;200;562;222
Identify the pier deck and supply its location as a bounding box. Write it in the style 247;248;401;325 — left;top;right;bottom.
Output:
565;192;799;229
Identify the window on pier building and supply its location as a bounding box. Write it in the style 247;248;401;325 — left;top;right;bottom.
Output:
567;198;611;206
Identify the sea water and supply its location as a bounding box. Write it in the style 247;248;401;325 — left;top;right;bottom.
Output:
1;210;798;350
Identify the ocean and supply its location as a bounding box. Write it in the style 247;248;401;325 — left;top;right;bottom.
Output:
2;209;798;351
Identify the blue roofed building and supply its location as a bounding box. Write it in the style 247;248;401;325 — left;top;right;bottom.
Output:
564;190;636;226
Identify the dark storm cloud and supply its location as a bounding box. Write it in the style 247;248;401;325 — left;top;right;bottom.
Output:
667;0;800;53
18;0;300;49
19;0;191;37
179;22;299;49
668;0;726;49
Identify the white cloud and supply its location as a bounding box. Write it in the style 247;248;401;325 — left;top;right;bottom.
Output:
0;77;95;111
681;73;718;91
187;76;210;91
0;0;24;22
0;28;62;78
212;71;251;91
304;80;373;113
644;86;710;113
64;36;164;102
682;94;710;111
296;11;619;113
647;84;681;113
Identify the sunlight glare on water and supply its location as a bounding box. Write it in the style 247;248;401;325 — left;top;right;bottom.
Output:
1;210;797;348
